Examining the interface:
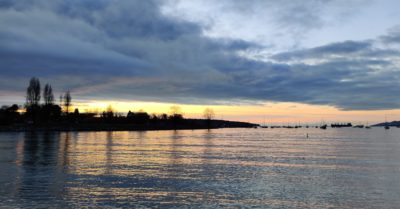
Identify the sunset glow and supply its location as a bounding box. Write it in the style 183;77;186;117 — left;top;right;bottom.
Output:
71;100;400;124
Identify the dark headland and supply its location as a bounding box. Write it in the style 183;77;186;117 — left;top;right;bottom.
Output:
0;77;257;132
373;121;400;127
0;118;257;132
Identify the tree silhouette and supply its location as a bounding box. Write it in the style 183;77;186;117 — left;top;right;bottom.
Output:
103;105;114;118
169;105;183;117
203;108;215;120
26;77;41;107
160;113;168;120
64;91;72;113
43;84;54;105
169;105;184;129
203;108;215;128
59;94;63;106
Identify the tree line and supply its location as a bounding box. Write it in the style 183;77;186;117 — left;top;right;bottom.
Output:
0;77;216;128
25;77;73;117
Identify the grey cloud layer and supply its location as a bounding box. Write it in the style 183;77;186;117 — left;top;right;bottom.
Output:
162;0;372;47
381;26;400;44
0;0;400;110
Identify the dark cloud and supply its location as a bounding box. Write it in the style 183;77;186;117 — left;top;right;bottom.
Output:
271;41;372;61
205;0;371;41
210;0;328;30
267;39;400;110
381;25;400;44
0;0;400;110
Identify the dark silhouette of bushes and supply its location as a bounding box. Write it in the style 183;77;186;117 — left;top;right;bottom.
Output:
127;111;150;124
0;104;20;125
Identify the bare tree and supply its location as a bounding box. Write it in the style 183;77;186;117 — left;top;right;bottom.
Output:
59;94;63;106
43;84;54;105
169;105;183;116
102;105;114;118
203;108;215;129
64;90;72;113
26;77;41;107
203;108;215;120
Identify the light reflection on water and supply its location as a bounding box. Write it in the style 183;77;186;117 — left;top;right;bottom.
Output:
1;128;400;208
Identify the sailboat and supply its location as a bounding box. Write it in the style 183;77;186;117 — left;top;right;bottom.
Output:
384;115;390;130
260;116;268;128
319;119;327;129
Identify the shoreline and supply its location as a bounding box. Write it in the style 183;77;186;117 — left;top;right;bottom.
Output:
0;126;228;132
0;121;258;133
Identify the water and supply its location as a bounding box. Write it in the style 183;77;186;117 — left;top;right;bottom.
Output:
1;128;400;208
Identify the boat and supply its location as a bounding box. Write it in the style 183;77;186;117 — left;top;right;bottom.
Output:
384;115;390;130
260;116;268;128
331;123;352;128
320;124;327;129
353;125;364;128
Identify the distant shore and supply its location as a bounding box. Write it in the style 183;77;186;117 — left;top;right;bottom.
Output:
0;119;258;132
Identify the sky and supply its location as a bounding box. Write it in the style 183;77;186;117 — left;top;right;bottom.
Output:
1;0;400;124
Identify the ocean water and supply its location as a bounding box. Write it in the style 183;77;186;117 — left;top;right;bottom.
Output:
0;128;400;208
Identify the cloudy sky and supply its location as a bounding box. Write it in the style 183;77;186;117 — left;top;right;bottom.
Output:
1;0;400;123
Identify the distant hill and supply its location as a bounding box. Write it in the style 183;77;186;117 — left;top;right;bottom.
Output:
373;121;400;127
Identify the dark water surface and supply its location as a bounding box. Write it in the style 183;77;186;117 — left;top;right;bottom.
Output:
1;128;400;208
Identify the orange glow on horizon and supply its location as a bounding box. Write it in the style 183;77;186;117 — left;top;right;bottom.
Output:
70;100;400;125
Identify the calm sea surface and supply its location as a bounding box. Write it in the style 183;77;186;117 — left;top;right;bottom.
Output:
1;128;400;208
